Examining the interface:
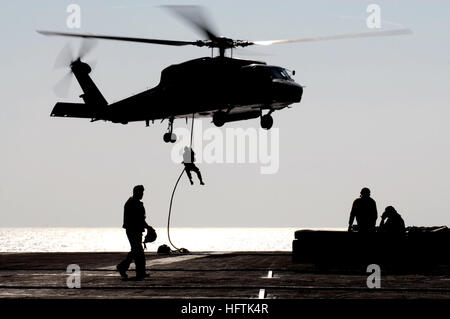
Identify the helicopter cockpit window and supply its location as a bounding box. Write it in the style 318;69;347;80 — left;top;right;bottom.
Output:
280;69;292;80
269;67;292;80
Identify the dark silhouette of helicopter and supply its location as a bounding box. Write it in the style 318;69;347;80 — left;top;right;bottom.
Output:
38;6;411;143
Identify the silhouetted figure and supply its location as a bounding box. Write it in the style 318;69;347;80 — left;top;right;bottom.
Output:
116;185;150;280
182;146;204;185
379;206;406;233
348;187;378;232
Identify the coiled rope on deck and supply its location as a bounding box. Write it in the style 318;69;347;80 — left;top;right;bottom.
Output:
167;113;195;252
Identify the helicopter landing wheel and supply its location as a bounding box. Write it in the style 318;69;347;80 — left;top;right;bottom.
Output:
212;111;226;127
163;133;177;143
163;117;177;143
163;133;171;143
260;114;273;130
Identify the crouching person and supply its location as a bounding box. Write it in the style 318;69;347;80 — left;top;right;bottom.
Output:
378;206;406;233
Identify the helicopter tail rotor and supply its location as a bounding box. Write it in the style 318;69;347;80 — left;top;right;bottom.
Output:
52;39;98;97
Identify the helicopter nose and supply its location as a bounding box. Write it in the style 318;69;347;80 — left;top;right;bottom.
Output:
272;81;303;103
293;83;303;103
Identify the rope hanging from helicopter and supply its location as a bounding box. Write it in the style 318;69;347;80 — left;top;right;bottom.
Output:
166;113;195;252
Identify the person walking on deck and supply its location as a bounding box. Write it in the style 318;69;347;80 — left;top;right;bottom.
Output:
117;185;150;280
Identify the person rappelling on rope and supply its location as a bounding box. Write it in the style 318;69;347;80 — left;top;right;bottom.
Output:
182;146;205;185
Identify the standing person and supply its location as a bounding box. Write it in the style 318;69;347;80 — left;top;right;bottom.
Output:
116;185;149;280
348;187;378;232
182;146;205;185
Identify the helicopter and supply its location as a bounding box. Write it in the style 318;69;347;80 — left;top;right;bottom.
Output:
38;6;411;143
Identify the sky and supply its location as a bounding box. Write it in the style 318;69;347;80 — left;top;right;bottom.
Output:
1;0;450;228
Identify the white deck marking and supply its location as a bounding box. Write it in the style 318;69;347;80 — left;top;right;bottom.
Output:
258;289;266;299
267;270;273;278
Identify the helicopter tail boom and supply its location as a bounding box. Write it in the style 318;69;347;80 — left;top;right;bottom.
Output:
70;59;108;107
50;102;97;118
50;59;108;120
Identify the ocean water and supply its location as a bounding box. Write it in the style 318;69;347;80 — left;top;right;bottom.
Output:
0;227;343;252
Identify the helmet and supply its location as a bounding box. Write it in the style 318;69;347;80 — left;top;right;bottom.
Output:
143;226;157;243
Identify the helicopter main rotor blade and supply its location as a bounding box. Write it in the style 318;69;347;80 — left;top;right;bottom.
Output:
250;28;412;46
37;30;202;47
162;5;219;41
